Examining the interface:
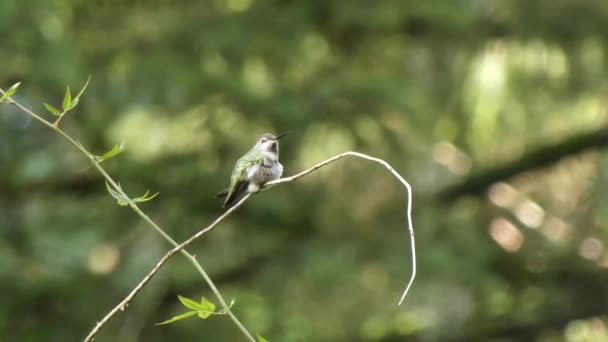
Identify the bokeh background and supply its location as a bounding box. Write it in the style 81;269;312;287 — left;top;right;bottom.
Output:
2;1;608;341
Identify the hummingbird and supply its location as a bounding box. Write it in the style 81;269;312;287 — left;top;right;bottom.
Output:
217;132;288;208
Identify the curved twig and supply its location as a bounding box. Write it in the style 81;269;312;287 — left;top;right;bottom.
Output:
265;151;416;305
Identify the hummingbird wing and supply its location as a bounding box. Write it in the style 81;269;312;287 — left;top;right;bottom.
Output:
222;152;259;208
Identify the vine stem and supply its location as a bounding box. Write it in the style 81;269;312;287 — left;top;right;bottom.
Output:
0;89;256;342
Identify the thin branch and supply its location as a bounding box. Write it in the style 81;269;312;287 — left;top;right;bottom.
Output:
0;88;255;342
85;193;252;342
98;151;416;328
266;151;416;305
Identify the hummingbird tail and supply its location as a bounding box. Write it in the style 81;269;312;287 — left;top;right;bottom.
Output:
222;181;249;208
216;189;229;198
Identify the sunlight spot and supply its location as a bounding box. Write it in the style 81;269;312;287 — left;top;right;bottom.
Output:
87;244;120;275
489;218;523;252
464;41;507;153
109;106;212;161
432;141;471;176
514;199;544;228
579;237;604;261
541;216;569;242
565;317;608;341
487;182;519;208
476;42;507;92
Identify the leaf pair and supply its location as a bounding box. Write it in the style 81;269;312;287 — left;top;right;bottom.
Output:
0;82;21;103
157;295;223;325
44;76;91;122
157;295;270;341
105;181;158;207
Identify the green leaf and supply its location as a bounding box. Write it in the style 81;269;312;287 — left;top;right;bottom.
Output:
155;311;197;325
178;295;203;311
67;75;91;110
44;103;62;117
105;181;129;206
0;82;20;102
104;181;157;206
198;297;216;319
218;298;235;314
198;311;211;319
256;333;269;342
62;85;72;111
74;76;91;101
95;142;125;162
130;190;159;204
201;296;216;311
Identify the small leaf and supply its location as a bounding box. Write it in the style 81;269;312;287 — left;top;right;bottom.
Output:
67;75;91;111
44;103;62;117
197;311;212;319
74;76;91;102
218;298;235;314
178;295;202;311
104;181;157;206
257;333;269;342
130;190;159;204
69;97;79;110
104;181;121;198
95;142;125;162
201;296;216;311
5;82;21;96
197;297;216;319
105;181;129;206
155;311;197;325
0;82;21;102
62;85;72;111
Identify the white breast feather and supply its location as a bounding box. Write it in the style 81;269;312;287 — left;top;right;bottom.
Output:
246;164;260;179
277;162;284;177
247;182;260;193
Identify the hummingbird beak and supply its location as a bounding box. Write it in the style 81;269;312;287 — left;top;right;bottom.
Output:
274;131;290;140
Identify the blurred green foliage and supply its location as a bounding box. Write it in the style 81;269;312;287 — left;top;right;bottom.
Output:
2;0;608;341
